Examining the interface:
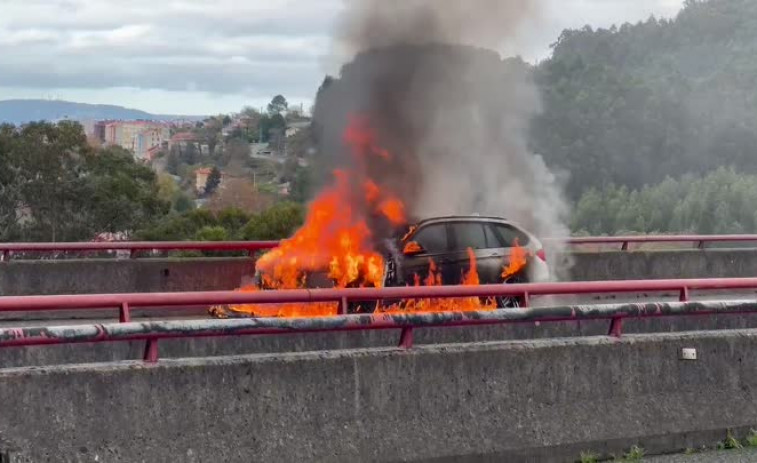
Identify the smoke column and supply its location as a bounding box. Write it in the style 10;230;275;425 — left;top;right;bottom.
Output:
313;0;571;278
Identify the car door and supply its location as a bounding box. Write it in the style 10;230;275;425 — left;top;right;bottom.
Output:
399;222;450;286
447;221;499;284
486;222;531;282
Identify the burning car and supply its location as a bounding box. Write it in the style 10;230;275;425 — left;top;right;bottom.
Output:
380;215;549;308
209;117;549;318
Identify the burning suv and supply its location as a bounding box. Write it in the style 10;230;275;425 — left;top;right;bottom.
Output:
381;215;550;305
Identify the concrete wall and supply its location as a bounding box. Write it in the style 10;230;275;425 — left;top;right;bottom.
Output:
569;249;757;281
7;313;757;369
3;330;757;462
0;257;255;297
2;249;756;298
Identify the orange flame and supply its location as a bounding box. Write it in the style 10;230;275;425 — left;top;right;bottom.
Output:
212;117;530;319
380;248;497;314
502;238;529;280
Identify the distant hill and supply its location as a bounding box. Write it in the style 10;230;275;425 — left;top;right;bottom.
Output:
0;99;205;124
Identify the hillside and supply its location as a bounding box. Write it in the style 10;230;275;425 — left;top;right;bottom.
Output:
0;99;204;124
531;0;757;198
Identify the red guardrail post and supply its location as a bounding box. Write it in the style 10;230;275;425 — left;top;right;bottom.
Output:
129;249;138;259
679;287;690;302
119;302;131;323
621;241;629;251
522;291;530;308
143;339;159;363
697;241;706;250
338;297;349;315
398;327;414;349
608;317;623;338
2;250;9;262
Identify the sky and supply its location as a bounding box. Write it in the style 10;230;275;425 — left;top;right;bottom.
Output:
0;0;685;116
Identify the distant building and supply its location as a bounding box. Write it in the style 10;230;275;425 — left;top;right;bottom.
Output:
102;121;170;160
195;167;212;193
170;132;209;155
145;145;164;161
278;182;291;196
250;143;273;157
195;167;224;194
285;121;310;138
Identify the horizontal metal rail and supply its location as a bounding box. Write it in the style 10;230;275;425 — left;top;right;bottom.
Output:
0;241;278;261
563;234;757;251
1;278;757;313
2;300;757;362
3;234;757;260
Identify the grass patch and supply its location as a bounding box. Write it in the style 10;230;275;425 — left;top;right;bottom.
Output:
579;451;600;463
724;430;744;450
623;445;645;461
745;429;757;448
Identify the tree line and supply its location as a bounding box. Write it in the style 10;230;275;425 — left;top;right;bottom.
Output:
572;168;757;235
0;121;305;242
532;0;757;202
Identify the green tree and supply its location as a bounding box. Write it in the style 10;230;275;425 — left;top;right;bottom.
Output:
0;122;170;241
267;94;288;116
289;166;313;203
571;168;757;235
205;166;222;195
82;146;169;236
241;202;304;240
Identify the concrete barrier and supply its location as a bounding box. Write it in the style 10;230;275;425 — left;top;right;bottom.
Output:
3;250;757;368
2;330;757;462
3;249;757;297
569;249;757;281
0;257;255;296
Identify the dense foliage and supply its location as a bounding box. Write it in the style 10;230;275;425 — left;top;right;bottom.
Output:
136;202;305;242
0;121;168;241
533;0;757;200
572;168;757;235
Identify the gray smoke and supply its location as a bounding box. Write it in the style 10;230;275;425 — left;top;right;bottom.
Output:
313;0;571;279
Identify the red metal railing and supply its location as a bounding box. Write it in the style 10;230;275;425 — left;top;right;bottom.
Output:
2;278;756;314
563;234;757;251
3;278;757;362
0;241;278;261
3;235;757;260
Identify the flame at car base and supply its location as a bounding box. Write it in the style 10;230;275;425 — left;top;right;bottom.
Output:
210;118;528;319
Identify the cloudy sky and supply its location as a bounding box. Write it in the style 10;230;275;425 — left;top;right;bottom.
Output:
0;0;684;115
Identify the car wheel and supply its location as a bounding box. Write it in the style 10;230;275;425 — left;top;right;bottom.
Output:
497;273;528;309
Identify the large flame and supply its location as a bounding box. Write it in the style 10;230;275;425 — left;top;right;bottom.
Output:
502;238;528;280
210;117;531;318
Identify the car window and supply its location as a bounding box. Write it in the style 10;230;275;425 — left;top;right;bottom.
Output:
450;222;488;251
412;224;448;254
486;223;531;247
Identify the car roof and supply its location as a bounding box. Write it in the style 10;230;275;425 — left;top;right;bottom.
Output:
414;215;514;226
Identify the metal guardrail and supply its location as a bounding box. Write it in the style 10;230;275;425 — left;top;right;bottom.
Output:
0;241;278;261
563;234;757;251
3;278;757;361
3;235;757;260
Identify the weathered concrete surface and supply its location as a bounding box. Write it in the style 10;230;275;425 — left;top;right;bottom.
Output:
2;330;757;462
0;257;255;296
3;249;757;298
6;313;757;368
3;250;757;368
569;249;757;281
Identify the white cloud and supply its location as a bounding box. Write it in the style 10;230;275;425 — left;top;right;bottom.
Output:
0;0;686;114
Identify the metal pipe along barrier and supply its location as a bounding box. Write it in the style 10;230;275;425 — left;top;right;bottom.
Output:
2;300;757;362
562;234;757;251
1;278;757;313
0;240;278;261
3;234;757;260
